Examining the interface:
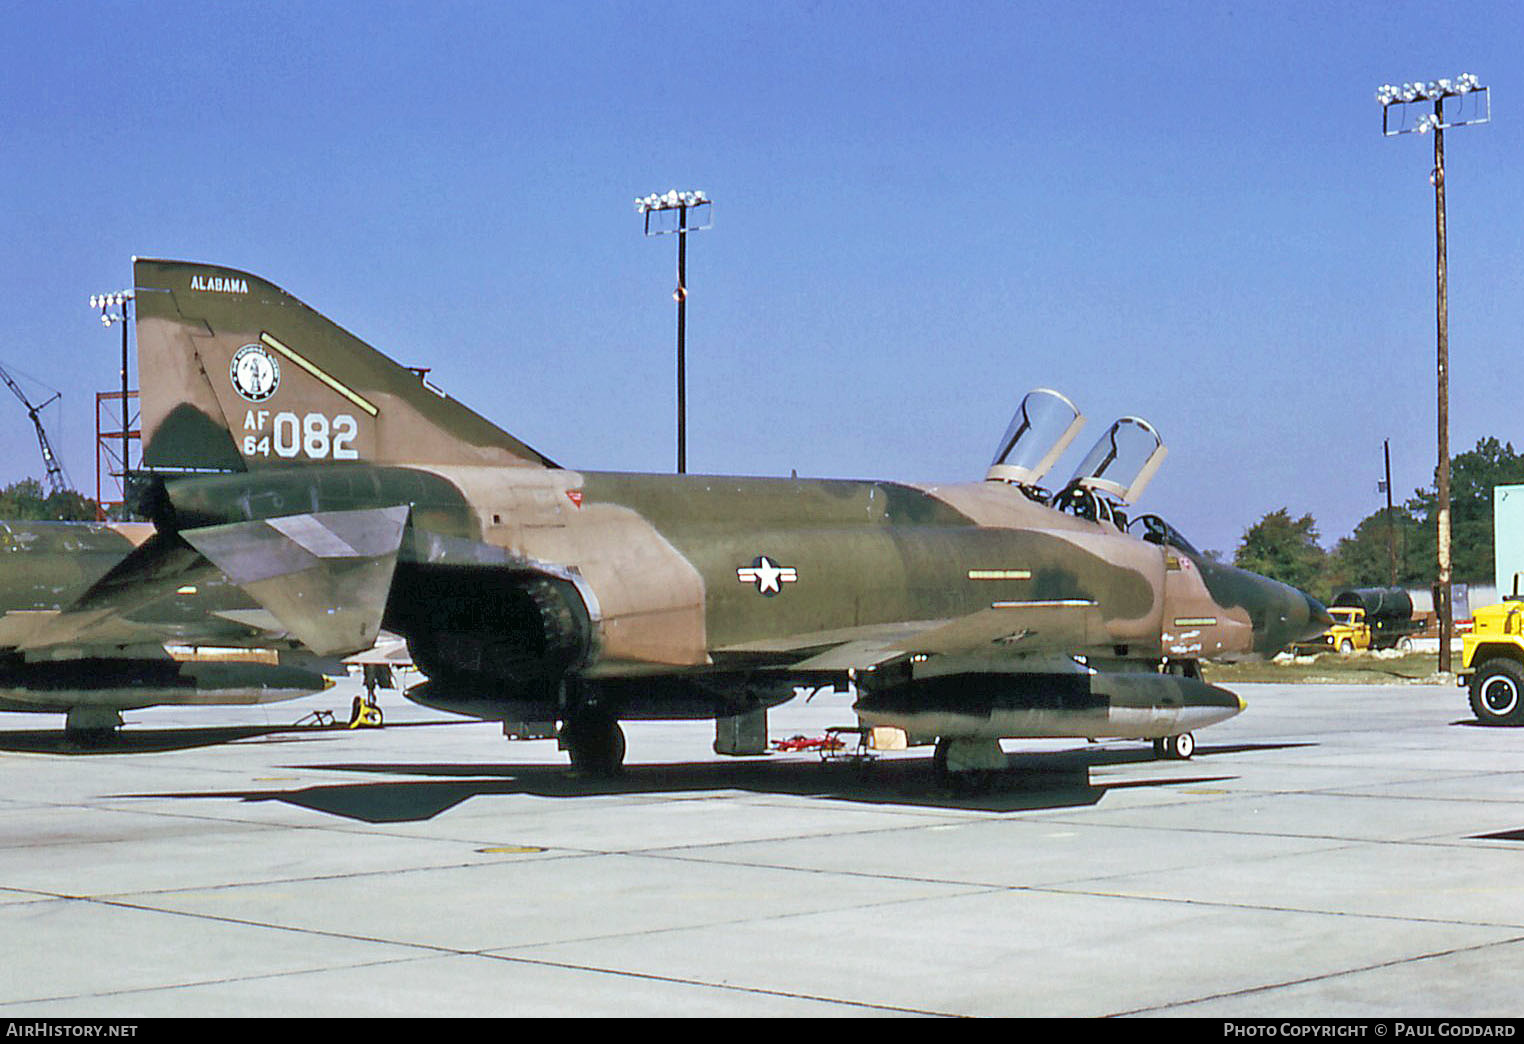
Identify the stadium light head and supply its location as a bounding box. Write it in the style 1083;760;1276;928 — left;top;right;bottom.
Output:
1378;72;1486;107
90;288;134;325
1378;73;1489;136
635;189;710;214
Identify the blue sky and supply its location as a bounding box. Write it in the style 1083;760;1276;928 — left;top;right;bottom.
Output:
1;1;1520;556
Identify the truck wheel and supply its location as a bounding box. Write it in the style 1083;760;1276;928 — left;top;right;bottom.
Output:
1469;660;1524;726
1397;636;1414;653
1339;639;1354;654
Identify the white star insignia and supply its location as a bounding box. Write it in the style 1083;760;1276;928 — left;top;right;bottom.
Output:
737;555;798;596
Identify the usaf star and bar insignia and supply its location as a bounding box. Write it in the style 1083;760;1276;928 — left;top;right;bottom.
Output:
737;555;798;596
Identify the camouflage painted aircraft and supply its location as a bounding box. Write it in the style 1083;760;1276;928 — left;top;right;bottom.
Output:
30;258;1328;780
0;519;332;736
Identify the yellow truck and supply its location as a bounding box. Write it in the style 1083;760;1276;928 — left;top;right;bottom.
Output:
1294;587;1419;655
1459;597;1524;725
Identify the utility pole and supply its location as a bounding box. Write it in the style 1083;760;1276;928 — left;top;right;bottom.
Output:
636;189;712;474
1384;439;1396;587
1377;74;1490;673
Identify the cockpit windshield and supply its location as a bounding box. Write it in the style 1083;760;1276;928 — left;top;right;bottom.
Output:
1063;416;1167;505
985;389;1086;487
1129;513;1201;556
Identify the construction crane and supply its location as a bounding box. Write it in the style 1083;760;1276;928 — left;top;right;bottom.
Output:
0;361;71;495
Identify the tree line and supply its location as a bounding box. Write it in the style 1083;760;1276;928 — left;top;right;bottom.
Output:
0;478;100;521
1234;437;1524;599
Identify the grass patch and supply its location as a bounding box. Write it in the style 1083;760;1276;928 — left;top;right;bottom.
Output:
1203;651;1451;685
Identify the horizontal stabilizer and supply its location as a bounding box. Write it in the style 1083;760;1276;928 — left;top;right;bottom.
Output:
182;506;409;657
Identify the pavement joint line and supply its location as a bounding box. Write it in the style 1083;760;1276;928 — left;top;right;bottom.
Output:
12;777;1521;867
0;792;614;849
1004;808;1524;848
627;838;1362;893
15;855;1523;945
622;805;1518;863
0;812;1046;899
8;822;1003;903
1107;930;1524;1017
0;850;600;903
1027;883;1524;933
6;886;964;1016
484;881;1008;955
613;846;1524;935
69;853;1506;1016
469;949;961;1016
0;953;455;1011
14;819;1518;939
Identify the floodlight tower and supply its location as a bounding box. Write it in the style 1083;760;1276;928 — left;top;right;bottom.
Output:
1376;73;1490;674
636;189;712;474
90;289;135;510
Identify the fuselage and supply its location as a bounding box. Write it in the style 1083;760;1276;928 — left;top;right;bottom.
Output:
157;461;1326;683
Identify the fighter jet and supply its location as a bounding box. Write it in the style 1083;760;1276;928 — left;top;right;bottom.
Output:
0;518;333;738
38;258;1326;781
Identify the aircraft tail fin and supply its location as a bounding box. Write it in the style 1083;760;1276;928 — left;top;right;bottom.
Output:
132;258;556;472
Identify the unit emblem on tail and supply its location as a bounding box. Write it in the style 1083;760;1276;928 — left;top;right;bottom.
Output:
230;343;281;402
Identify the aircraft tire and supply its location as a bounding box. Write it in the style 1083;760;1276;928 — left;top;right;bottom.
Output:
562;714;627;776
1469;659;1524;726
1155;732;1195;760
932;737;1003;793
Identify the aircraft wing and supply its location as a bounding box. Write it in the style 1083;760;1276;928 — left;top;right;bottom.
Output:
722;599;1111;672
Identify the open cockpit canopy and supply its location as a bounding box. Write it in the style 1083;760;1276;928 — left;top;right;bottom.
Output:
985;389;1086;488
1064;416;1167;505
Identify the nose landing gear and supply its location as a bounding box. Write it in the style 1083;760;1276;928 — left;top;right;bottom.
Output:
1152;732;1195;760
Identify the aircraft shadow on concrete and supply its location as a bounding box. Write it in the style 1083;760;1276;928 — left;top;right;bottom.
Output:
0;719;461;756
113;741;1308;823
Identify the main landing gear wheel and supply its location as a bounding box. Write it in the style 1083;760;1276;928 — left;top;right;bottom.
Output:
561;714;627;776
1152;732;1195;760
932;737;1006;793
1469;659;1524;726
65;707;122;747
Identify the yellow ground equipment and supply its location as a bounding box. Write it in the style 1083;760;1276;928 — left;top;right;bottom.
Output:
1460;597;1524;725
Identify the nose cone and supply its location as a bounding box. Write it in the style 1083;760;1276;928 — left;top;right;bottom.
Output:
1243;572;1330;656
1183;553;1331;659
